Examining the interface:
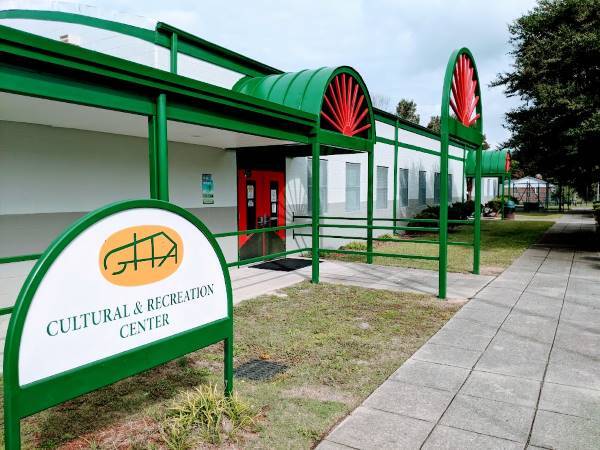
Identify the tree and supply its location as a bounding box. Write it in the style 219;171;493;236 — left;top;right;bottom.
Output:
396;99;420;124
492;0;600;189
426;115;440;133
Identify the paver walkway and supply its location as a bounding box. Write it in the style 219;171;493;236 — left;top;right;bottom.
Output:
318;211;600;450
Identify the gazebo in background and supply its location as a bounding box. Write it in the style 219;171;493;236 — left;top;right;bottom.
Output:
510;176;555;210
466;149;512;218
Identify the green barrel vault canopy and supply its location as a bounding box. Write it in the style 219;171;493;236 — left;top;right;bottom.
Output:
233;66;375;144
465;149;511;177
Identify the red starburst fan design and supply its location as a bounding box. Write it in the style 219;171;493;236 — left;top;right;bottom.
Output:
450;54;480;127
505;152;511;172
321;73;371;137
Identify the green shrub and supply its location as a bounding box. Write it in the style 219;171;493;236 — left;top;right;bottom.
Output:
406;201;477;233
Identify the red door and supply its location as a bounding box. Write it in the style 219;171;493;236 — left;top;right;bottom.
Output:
237;169;285;261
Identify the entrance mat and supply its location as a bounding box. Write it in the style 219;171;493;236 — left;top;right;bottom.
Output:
234;359;288;381
251;257;313;272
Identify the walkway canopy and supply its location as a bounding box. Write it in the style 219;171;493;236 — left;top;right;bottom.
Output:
234;66;375;154
465;149;511;177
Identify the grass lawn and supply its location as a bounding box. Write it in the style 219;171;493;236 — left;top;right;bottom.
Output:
325;220;554;275
515;211;564;220
0;283;460;449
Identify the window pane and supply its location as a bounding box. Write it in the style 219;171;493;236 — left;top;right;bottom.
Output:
448;174;453;203
346;162;361;211
434;172;440;204
419;171;427;205
399;169;409;207
376;166;388;209
308;158;328;213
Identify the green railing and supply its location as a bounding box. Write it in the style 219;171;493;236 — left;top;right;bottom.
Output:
292;214;476;262
213;223;312;268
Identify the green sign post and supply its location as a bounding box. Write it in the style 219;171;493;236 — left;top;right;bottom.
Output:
3;199;234;449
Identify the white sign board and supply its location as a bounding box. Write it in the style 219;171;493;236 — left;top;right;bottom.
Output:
18;207;228;385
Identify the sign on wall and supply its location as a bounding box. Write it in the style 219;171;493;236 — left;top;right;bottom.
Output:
202;173;214;204
3;200;233;449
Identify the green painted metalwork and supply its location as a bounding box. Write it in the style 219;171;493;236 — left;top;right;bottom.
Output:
465;149;510;177
0;254;42;264
473;145;483;273
156;94;169;201
439;47;484;299
0;306;13;316
214;223;310;238
320;248;439;261
148;116;159;199
227;248;309;268
392;120;399;231
367;149;374;263
233;67;374;143
293;233;472;247
311;138;321;283
2;200;234;449
376;137;466;162
170;32;178;74
319;224;440;232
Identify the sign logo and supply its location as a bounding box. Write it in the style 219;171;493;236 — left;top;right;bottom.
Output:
100;225;184;286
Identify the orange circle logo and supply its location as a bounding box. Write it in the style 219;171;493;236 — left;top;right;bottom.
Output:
99;225;184;286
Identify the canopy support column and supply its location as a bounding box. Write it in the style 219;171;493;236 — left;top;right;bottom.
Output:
367;148;374;263
148;116;159;199
473;144;482;274
157;93;169;201
392;121;399;232
438;127;449;299
501;175;505;219
311;136;320;283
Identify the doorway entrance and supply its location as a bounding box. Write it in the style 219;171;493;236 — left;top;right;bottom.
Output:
237;154;286;261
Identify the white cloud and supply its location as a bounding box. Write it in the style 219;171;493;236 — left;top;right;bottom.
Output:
88;0;537;147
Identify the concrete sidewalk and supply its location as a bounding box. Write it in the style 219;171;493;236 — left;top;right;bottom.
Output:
318;211;600;450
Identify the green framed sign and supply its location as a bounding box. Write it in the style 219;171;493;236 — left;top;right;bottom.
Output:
3;199;234;449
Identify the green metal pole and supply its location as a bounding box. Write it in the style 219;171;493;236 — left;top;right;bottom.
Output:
156;93;169;201
170;32;178;74
473;145;482;274
501;175;505;219
461;146;466;203
367;148;374;264
311;136;320;283
148;116;159;199
392;120;399;232
224;336;233;396
438;128;449;299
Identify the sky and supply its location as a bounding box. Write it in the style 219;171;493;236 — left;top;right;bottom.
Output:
59;0;538;148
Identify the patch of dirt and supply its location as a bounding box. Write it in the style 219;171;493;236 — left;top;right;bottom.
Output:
58;417;161;449
480;265;505;275
282;385;356;405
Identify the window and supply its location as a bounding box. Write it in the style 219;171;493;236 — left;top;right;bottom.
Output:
418;171;427;205
399;168;409;207
307;158;328;213
434;172;453;204
376;166;388;209
346;162;361;211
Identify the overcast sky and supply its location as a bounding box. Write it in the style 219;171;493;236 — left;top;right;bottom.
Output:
93;0;537;147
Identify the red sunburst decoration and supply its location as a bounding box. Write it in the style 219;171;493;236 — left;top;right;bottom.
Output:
450;54;480;127
505;152;511;172
321;73;371;137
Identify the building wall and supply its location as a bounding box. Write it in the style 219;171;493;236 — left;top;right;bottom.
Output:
0;121;238;261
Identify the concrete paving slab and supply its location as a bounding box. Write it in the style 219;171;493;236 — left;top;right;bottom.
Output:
539;382;600;420
546;348;600;390
461;371;540;408
530;410;600;449
487;331;552;362
440;394;535;443
363;380;455;422
391;359;470;393
428;327;494;351
555;325;600;358
411;343;481;369
315;440;354;450
475;348;547;381
500;312;558;343
453;302;511;327
325;406;434;450
422;425;524;450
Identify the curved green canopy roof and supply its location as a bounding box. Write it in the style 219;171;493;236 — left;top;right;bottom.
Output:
466;149;511;177
233;66;374;141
